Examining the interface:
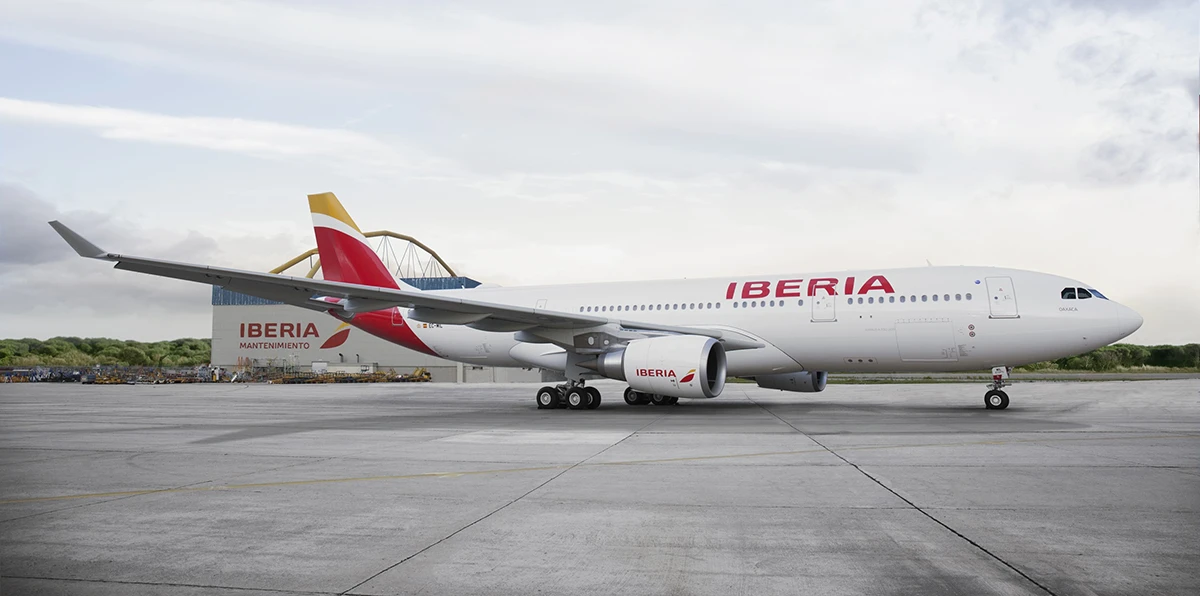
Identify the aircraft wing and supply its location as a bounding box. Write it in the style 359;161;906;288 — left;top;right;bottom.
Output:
49;221;763;349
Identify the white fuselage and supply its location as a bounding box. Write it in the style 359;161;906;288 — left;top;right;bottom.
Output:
386;266;1143;378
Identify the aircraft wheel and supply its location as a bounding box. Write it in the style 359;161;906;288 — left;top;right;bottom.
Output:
536;386;559;410
624;387;639;405
586;387;602;409
567;388;590;410
665;396;679;405
984;389;1009;410
650;394;671;406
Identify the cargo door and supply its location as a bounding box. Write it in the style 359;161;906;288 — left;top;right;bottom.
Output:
895;319;958;362
985;277;1019;319
811;293;837;322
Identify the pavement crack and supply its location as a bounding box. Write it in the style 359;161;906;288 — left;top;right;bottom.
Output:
743;393;1060;596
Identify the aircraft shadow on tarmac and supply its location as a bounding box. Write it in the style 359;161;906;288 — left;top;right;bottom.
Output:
21;398;1088;445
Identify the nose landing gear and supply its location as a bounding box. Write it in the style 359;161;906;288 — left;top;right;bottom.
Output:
984;366;1011;410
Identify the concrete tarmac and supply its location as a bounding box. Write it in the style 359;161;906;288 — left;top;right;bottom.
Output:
1;380;1197;595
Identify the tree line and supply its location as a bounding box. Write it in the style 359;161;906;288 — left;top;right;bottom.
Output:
0;337;1196;371
0;337;212;367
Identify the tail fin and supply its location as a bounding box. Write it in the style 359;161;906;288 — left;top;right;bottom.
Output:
308;192;403;290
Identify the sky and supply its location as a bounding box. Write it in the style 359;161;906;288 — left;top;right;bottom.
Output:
0;0;1196;344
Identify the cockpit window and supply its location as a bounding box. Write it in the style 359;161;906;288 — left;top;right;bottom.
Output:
1089;289;1108;300
1076;288;1093;299
1061;287;1076;300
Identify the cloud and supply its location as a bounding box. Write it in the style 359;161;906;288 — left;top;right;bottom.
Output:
0;97;444;175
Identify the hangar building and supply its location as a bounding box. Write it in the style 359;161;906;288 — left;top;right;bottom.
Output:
210;231;541;383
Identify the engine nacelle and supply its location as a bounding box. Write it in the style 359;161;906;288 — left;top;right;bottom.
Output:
595;335;726;399
755;371;828;393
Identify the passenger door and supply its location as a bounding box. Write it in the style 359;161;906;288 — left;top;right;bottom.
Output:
811;293;837;322
985;277;1019;319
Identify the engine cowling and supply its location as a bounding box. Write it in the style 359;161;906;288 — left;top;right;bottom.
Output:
595;335;726;399
755;371;828;393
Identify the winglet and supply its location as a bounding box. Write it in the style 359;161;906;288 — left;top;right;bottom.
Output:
48;221;110;258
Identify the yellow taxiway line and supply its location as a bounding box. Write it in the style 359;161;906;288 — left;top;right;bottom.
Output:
2;433;1195;505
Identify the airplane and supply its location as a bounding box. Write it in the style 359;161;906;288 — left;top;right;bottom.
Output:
49;192;1143;411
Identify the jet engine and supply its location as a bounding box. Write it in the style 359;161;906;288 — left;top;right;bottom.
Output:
594;335;726;399
755;371;828;393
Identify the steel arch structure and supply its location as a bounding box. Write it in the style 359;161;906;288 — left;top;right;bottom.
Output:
269;230;457;280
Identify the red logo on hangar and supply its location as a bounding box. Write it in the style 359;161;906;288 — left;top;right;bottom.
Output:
239;322;351;349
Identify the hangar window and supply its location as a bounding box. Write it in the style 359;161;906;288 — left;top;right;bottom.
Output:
1061;288;1076;300
1076;288;1093;299
965;293;972;300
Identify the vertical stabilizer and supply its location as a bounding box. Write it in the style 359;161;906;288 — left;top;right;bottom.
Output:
308;192;402;290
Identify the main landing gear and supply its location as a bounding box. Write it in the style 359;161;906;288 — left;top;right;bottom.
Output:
536;382;601;410
623;388;677;407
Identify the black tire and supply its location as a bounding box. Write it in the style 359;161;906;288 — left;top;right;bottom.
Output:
586;387;601;409
650;394;670;406
665;396;679;405
567;388;590;410
623;387;639;405
984;389;1009;410
536;386;559;409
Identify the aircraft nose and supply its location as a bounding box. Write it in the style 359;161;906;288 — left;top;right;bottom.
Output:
1114;304;1143;338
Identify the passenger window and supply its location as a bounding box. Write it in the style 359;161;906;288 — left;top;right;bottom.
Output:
798;299;804;306
847;298;853;305
857;297;863;304
932;294;938;302
733;301;738;308
715;303;721;309
910;295;917;302
900;296;906;303
965;293;972;300
889;296;895;303
1077;288;1092;299
769;300;775;307
742;301;747;308
944;294;950;302
921;295;928;302
955;294;961;301
868;297;874;304
706;302;712;309
1061;288;1076;300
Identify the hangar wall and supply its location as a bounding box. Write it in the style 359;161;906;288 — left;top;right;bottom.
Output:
210;287;541;383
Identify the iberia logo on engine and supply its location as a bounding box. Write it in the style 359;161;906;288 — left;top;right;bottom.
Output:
238;322;351;350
